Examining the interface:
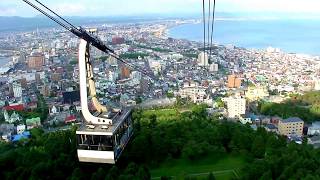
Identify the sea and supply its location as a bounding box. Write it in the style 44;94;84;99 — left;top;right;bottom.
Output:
168;19;320;56
0;57;10;67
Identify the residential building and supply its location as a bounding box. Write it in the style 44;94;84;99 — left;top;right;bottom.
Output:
239;117;252;124
50;105;58;115
178;81;211;104
3;103;24;111
131;71;142;80
120;66;131;79
20;78;28;88
148;59;162;74
209;63;219;72
65;115;77;124
26;117;41;130
3;110;9;122
112;37;125;45
0;124;15;142
222;96;246;118
278;117;304;137
11;131;30;142
51;73;61;82
27;53;45;69
308;136;320;148
227;75;242;88
314;80;320;91
12;81;22;98
308;121;320;135
16;124;26;134
245;86;269;101
108;71;118;82
6;111;22;124
265;124;278;133
41;84;50;97
197;52;209;67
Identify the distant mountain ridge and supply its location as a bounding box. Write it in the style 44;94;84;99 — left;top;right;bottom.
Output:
1;12;307;33
0;16;56;32
0;12;242;33
0;16;175;33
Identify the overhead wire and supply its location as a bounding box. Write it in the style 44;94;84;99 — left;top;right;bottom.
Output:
202;0;206;56
207;0;211;62
209;0;216;62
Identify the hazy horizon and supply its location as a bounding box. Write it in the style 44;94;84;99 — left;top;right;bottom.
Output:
2;0;320;18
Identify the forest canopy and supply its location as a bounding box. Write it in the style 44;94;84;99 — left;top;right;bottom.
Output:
0;106;320;179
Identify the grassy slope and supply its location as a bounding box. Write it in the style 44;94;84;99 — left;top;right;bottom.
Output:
142;108;245;179
150;154;245;180
142;109;179;121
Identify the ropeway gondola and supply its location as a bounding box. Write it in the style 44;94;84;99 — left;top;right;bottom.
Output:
22;0;153;164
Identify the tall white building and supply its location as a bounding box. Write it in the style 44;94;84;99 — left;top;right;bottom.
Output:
314;80;320;91
197;52;209;67
108;71;118;82
12;82;22;98
3;110;9;122
148;59;163;74
129;71;142;86
209;63;219;72
222;96;246;118
130;71;142;80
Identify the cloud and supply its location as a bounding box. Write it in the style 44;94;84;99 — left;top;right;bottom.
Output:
3;0;320;17
52;3;86;15
0;7;17;16
219;0;320;13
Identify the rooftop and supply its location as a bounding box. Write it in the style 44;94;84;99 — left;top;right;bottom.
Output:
77;108;132;135
11;131;31;142
265;124;277;130
281;117;303;123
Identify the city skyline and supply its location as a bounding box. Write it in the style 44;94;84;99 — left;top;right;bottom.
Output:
1;0;320;18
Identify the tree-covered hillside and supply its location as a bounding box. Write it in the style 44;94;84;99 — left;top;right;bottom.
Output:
259;91;320;123
1;105;320;179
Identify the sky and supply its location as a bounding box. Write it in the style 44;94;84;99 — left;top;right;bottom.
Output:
1;0;320;17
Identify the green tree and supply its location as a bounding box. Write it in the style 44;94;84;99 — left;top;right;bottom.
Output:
70;168;85;180
215;98;224;108
260;170;272;180
149;114;157;128
0;112;5;124
105;166;119;180
69;60;78;65
160;176;172;180
136;166;151;180
135;96;143;104
166;92;174;98
208;172;216;180
251;135;265;158
91;168;106;180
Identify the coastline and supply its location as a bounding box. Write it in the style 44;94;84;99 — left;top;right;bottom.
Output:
167;20;320;57
0;56;14;68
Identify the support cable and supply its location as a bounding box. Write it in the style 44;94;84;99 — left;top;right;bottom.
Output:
209;0;216;61
202;0;206;55
207;0;211;62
